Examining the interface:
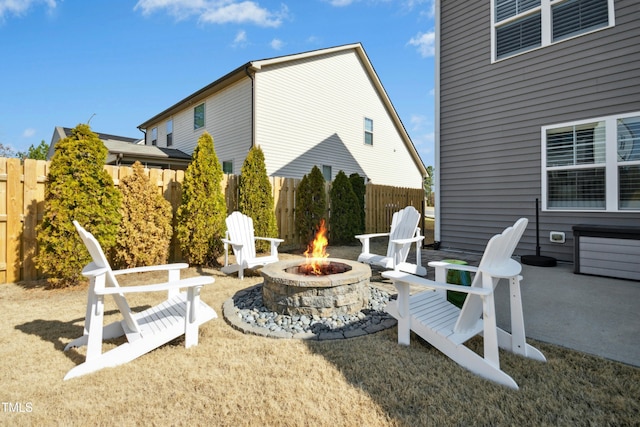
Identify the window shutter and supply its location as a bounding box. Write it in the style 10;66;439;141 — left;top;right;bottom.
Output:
495;0;540;22
496;12;542;58
552;0;609;41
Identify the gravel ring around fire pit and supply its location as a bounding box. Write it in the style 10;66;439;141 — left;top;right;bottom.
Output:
222;283;397;340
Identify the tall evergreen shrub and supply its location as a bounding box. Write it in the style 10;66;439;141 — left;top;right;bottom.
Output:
329;170;362;245
176;132;227;266
36;124;121;287
349;172;366;234
114;161;173;268
238;146;278;252
295;166;326;245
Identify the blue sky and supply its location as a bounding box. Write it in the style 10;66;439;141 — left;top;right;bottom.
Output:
0;0;435;166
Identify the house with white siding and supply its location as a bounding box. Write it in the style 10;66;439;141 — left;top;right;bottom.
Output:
137;43;427;189
436;0;640;274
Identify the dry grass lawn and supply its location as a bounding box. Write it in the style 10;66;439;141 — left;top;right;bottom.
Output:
2;231;639;426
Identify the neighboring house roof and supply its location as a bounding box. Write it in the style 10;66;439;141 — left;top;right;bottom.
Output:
138;42;427;178
48;126;191;170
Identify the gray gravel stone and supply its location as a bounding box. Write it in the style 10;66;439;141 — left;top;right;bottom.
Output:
223;283;397;340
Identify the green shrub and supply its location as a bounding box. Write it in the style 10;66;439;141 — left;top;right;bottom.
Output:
36;124;121;287
349;172;366;234
175;132;227;267
238;146;278;252
329;171;362;245
295;166;326;245
114;161;173;269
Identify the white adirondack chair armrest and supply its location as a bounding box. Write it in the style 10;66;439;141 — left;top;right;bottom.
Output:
255;237;284;244
480;258;522;279
111;263;189;276
382;271;492;296
390;235;424;245
428;261;479;274
355;232;390;240
81;263;109;278
95;276;214;295
221;238;243;249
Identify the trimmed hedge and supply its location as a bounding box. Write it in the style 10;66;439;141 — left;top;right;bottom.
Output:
238;146;278;252
176;132;227;267
36;124;121;287
114;161;173;269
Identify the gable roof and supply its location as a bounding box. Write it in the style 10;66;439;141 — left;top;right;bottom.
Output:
138;43;427;178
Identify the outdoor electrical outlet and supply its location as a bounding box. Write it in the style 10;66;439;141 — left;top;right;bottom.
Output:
550;231;565;244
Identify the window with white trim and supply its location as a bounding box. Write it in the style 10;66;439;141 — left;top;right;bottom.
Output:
542;112;640;211
322;165;332;181
492;0;613;61
166;119;173;147
223;161;233;174
194;103;205;130
151;127;157;146
364;118;373;146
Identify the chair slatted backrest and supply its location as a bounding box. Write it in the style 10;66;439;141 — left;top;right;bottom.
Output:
454;218;528;333
226;212;256;261
385;206;421;259
73;221;140;334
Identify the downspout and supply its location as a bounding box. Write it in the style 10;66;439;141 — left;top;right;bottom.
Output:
245;65;256;148
137;127;147;145
434;0;442;247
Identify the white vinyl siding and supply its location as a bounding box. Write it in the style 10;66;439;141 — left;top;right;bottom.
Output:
254;50;422;189
146;79;252;166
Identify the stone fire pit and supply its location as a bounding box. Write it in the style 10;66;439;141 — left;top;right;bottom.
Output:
261;258;372;317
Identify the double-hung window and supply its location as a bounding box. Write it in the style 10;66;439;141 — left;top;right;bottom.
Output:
194;103;205;130
151;127;158;146
166;119;173;147
542;112;640;211
364;118;373;146
492;0;613;61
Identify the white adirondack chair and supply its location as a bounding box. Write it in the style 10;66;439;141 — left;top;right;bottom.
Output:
221;211;284;280
356;206;426;276
63;221;217;380
382;218;546;389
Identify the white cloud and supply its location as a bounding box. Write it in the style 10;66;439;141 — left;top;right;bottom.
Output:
408;30;435;58
404;0;434;16
0;0;57;21
135;0;287;27
327;0;355;6
22;128;36;138
270;38;283;50
233;29;247;47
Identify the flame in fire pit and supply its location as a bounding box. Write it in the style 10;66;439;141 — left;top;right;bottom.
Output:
303;219;329;275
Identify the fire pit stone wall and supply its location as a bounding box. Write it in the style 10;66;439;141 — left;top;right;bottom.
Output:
261;258;371;317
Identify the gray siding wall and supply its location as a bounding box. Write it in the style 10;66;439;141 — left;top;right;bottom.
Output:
439;0;640;262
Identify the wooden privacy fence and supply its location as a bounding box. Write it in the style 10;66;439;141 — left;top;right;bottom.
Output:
0;158;424;284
